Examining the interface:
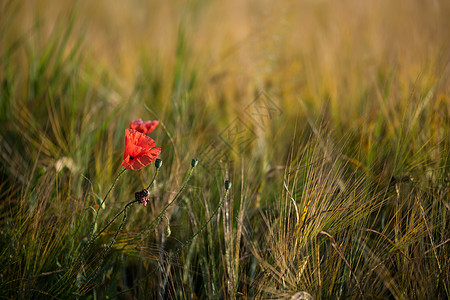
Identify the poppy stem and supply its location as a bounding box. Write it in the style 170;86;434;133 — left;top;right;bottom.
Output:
86;199;137;283
177;185;230;253
93;199;138;241
102;200;136;255
100;168;127;209
90;168;127;238
146;168;159;190
136;164;196;246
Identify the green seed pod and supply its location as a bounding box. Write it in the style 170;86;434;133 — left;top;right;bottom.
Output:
155;158;163;169
191;158;199;168
225;180;231;190
163;215;171;237
164;224;171;237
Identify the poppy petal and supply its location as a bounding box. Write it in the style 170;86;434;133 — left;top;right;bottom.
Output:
142;120;159;134
122;129;161;170
129;119;143;131
129;119;159;134
125;129;156;155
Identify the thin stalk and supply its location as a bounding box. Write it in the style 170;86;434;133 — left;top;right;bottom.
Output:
94;200;138;241
88;200;136;289
82;199;137;290
104;201;131;252
135;165;196;246
90;168;127;238
161;184;230;282
100;168;127;209
147;168;160;190
178;188;229;252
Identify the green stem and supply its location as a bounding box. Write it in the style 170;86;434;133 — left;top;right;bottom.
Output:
162;214;170;225
93;200;138;241
101;168;127;208
90;168;127;238
105;201;130;252
178;189;229;252
89;200;135;286
147;168;159;190
135;165;196;246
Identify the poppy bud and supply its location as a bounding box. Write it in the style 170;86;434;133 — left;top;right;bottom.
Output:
164;224;171;237
163;215;171;237
224;180;231;190
191;158;199;168
155;158;163;169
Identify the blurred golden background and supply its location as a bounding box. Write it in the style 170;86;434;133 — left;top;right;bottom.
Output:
1;1;449;298
8;0;450;99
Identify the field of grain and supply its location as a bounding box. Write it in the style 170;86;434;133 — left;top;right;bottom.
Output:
0;0;449;298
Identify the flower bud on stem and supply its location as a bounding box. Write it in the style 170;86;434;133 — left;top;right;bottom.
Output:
191;158;198;168
155;158;163;169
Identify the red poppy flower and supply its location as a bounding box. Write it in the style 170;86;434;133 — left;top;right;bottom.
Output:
122;129;161;170
129;119;159;135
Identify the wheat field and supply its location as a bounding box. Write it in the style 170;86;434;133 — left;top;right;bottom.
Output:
0;0;449;299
